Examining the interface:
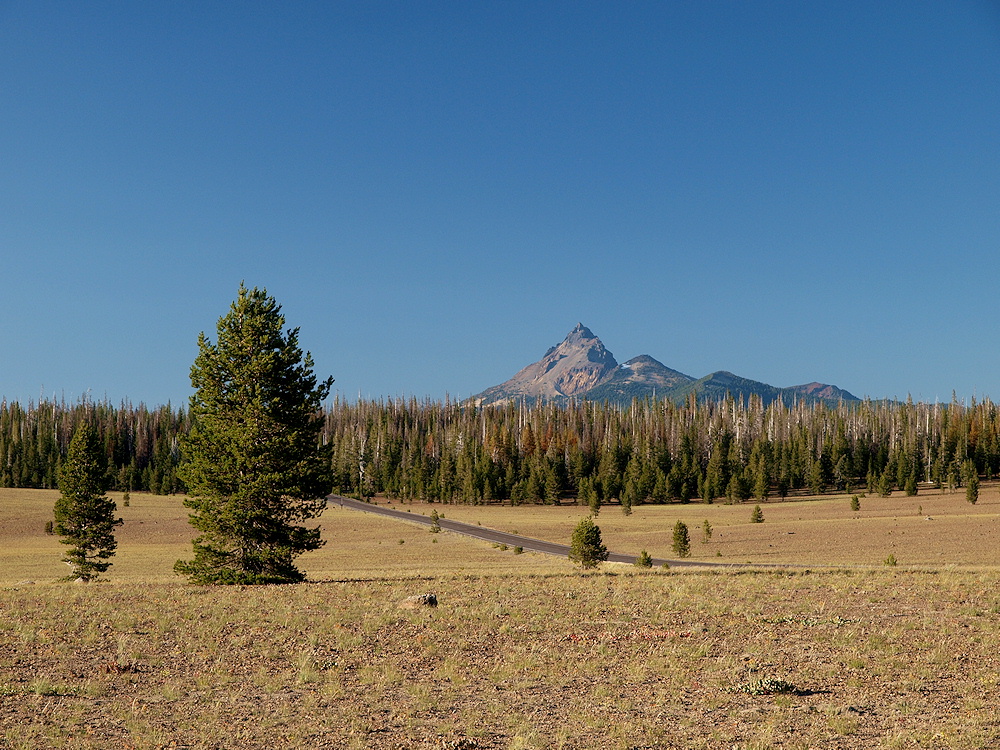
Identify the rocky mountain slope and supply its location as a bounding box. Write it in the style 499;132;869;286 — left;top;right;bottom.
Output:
476;325;858;407
475;324;619;402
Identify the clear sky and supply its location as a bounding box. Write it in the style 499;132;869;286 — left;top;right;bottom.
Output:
2;1;999;407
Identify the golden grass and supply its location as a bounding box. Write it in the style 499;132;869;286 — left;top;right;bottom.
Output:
5;484;1000;585
4;487;1000;747
415;482;1000;568
0;489;568;585
2;570;1000;748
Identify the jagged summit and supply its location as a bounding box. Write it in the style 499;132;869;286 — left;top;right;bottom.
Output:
567;322;596;341
475;325;859;407
477;324;619;403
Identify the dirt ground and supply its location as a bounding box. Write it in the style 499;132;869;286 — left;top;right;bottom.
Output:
4;487;1000;748
3;571;1000;749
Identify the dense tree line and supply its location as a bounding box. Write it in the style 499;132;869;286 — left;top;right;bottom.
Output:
3;393;999;506
324;394;1000;507
0;399;187;493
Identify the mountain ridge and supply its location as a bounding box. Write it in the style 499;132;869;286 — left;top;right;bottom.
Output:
477;325;858;407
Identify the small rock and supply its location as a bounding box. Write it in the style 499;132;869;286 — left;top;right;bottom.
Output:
400;593;438;609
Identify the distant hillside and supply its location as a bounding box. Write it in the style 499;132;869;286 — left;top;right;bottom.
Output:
786;382;858;402
584;355;695;402
477;325;858;407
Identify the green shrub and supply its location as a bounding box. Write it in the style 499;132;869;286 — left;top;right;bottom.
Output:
634;549;653;568
569;516;609;569
750;505;764;523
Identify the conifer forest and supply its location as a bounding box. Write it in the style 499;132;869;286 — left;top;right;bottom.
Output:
5;394;997;506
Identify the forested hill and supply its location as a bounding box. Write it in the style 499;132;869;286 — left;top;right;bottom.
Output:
3;396;997;508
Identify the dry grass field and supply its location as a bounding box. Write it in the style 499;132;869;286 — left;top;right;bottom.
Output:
391;483;1000;568
0;489;568;585
3;487;1000;748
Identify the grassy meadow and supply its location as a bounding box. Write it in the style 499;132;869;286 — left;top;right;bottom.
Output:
3;486;1000;748
424;484;1000;568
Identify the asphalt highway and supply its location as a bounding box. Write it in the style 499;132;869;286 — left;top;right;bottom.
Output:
327;494;731;569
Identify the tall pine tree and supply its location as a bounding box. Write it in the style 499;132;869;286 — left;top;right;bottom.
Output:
54;424;122;581
175;284;334;584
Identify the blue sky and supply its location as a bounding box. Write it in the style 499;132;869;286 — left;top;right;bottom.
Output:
2;1;999;407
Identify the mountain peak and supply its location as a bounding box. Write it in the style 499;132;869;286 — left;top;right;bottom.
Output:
476;325;618;403
561;323;599;348
475;327;859;407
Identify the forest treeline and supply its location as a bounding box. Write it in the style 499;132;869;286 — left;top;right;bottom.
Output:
3;394;999;505
325;395;999;507
0;400;187;493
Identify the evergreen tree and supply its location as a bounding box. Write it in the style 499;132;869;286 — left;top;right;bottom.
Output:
963;460;980;505
175;284;334;585
807;459;825;495
54;425;123;581
568;516;609;569
876;467;893;497
634;549;653;568
750;439;771;500
726;472;750;504
750;504;764;523
776;474;790;500
753;462;770;501
672;520;690;558
946;461;960;493
579;476;601;516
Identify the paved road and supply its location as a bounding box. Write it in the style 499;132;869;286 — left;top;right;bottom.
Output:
327;494;733;569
